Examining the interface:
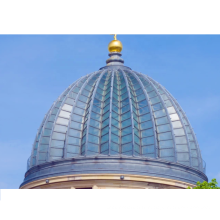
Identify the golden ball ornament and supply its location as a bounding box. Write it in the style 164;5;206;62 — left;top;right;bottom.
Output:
108;40;123;53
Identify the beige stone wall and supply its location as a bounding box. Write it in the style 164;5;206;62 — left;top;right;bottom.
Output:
20;174;195;189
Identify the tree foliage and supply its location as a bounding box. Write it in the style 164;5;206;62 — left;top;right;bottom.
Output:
187;178;220;189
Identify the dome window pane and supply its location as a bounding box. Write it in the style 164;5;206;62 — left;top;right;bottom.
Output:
49;115;56;121
158;132;172;141
191;150;198;157
176;145;188;152
150;96;160;105
139;106;150;115
167;106;176;114
111;133;119;144
139;113;151;123
141;128;154;138
160;149;174;157
152;103;163;111
157;124;171;133
122;118;131;128
39;144;48;152
54;125;67;133
189;142;196;149
65;98;74;106
88;134;100;144
101;142;108;152
173;128;185;136
101;126;109;136
102;118;110;128
52;132;66;141
154;109;166;118
122;143;132;152
112;126;120;136
90;119;100;129
41;137;50;144
170;113;180;121
70;121;82;130
74;107;85;116
122;126;132;136
122;134;132;144
87;143;99;152
172;121;182;129
175;136;187;144
164;100;173;108
50;148;63;157
69;129;81;138
177;153;189;161
142;145;154;154
92;105;102;114
43;129;52;136
159;140;174;149
142;136;154;145
51;140;64;148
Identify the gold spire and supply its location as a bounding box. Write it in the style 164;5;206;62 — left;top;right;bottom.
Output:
108;34;123;53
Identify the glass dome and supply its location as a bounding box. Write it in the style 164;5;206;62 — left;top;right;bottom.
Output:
28;63;205;173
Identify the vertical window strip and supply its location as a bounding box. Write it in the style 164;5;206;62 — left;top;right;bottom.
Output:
137;73;177;162
110;71;121;155
121;69;135;156
149;78;192;167
47;72;95;159
159;82;203;172
108;71;114;155
31;76;84;167
99;72;112;154
128;70;158;158
85;70;107;155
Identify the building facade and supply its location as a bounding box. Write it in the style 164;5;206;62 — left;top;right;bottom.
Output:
20;36;207;189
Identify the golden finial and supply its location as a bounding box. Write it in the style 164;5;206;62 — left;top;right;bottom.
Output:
108;34;123;53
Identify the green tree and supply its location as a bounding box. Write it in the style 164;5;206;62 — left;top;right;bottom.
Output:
187;178;220;189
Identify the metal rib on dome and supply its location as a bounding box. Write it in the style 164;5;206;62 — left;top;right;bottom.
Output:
28;69;205;173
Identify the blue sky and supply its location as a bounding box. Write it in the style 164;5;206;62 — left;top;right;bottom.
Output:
0;35;219;189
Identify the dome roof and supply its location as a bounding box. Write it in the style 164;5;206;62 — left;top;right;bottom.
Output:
21;39;207;188
29;65;204;172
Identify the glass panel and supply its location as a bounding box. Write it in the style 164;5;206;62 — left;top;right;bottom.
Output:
189;142;196;149
150;96;160;105
192;158;198;166
139;113;151;122
67;145;80;154
141;128;154;137
68;137;80;145
173;128;185;136
158;132;172;141
157;124;171;133
41;137;50;144
155;116;169;125
172;121;182;128
176;145;188;152
140;121;153;130
167;106;176;114
102;126;109;136
72;114;83;123
62;104;73;112
154;109;166;118
102;118;110;128
69;129;81;138
121;111;131;121
92;105;102;114
160;149;174;157
191;150;197;157
91;112;101;121
111;133;119;144
87;143;99;152
164;100;172;108
122;143;132;152
175;136;187;144
89;126;100;136
159;140;174;149
51;140;64;148
50;148;63;157
70;121;83;130
121;119;131;128
142;136;154;145
122;134;132;144
54;125;67;133
122;126;132;136
43;129;51;136
90;119;101;129
142;145;154;154
101;142;109;152
139;106;149;115
74;107;85;116
170;113;180;121
177;153;189;161
88;134;99;144
152;103;163;111
59;110;71;119
111;126;120;136
111;142;119;152
101;133;109;144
